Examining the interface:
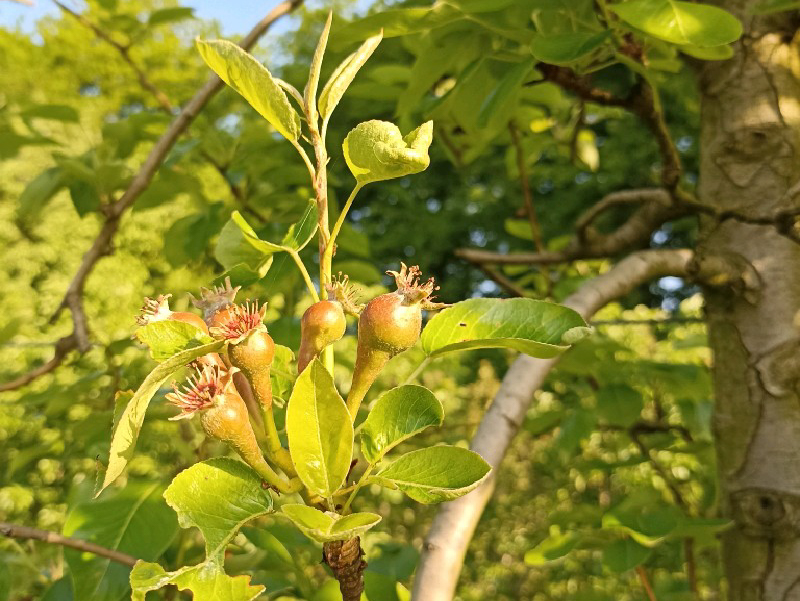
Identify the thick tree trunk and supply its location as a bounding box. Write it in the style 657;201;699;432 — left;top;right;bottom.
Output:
699;3;800;599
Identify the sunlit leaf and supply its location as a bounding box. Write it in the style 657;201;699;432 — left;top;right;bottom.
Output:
343;120;433;184
286;359;353;498
610;0;742;47
421;298;589;358
196;39;301;141
360;385;444;464
98;340;225;496
280;504;381;543
372;446;490;503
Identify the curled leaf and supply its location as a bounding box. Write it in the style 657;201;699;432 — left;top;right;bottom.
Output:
343;120;433;184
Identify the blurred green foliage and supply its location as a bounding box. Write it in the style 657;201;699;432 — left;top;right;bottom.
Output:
0;0;721;599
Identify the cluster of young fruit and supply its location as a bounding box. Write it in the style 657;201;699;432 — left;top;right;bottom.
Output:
135;263;446;493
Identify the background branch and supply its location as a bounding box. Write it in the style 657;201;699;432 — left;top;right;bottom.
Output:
411;248;743;600
0;522;137;567
53;0;174;113
1;0;303;392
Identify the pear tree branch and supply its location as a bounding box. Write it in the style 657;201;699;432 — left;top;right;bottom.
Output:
0;0;304;393
412;248;753;601
0;522;137;567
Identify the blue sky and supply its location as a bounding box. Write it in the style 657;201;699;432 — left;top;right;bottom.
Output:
0;1;319;37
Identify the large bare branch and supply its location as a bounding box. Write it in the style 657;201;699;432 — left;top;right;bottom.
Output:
1;0;303;392
411;248;749;601
0;522;137;567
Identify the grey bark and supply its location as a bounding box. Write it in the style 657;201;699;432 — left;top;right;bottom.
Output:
412;249;713;600
699;3;800;599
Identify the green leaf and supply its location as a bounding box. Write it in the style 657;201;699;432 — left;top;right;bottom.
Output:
164;458;274;558
241;527;293;569
67;180;101;217
280;504;381;543
17;167;65;221
420;298;589;358
0;560;8;601
148;7;195;27
305;12;332;126
271;344;296;404
21;104;80;123
98;339;225;496
332;6;456;46
216;207;318;277
40;576;73;601
286;359;353;498
530;31;611;64
280;199;319;251
360;385;444;464
134;320;214;362
343;120;433;184
477;58;534;129
196;39;301;141
215;210;282;273
602;538;652;573
752;0;800;14
610;0;742;47
130;560;263;601
372;446;491;504
679;43;734;60
130;459;272;600
64;482;177;601
319;31;383;122
524;532;581;565
596;385;644;428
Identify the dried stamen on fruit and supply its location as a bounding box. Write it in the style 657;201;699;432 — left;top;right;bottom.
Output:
166;364;227;419
209;300;267;341
136;294;173;325
326;272;365;316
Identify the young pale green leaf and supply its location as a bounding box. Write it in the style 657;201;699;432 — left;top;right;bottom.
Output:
65;482;178;601
524;532;581;565
420;298;589;358
134;320;214;362
318;31;383;122
280;504;381;543
98;339;225;496
305;12;332;126
215;210;283;273
360;385;444;464
286;359;353;498
610;0;742;47
130;560;263;601
343;120;433;184
372;446;491;504
530;31;611;65
164;458;274;559
196;39;301;141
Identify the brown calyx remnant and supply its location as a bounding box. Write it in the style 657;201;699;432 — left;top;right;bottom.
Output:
323;537;367;601
191;276;241;325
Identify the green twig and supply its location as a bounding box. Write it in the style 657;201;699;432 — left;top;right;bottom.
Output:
289;249;319;302
342;464;374;514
